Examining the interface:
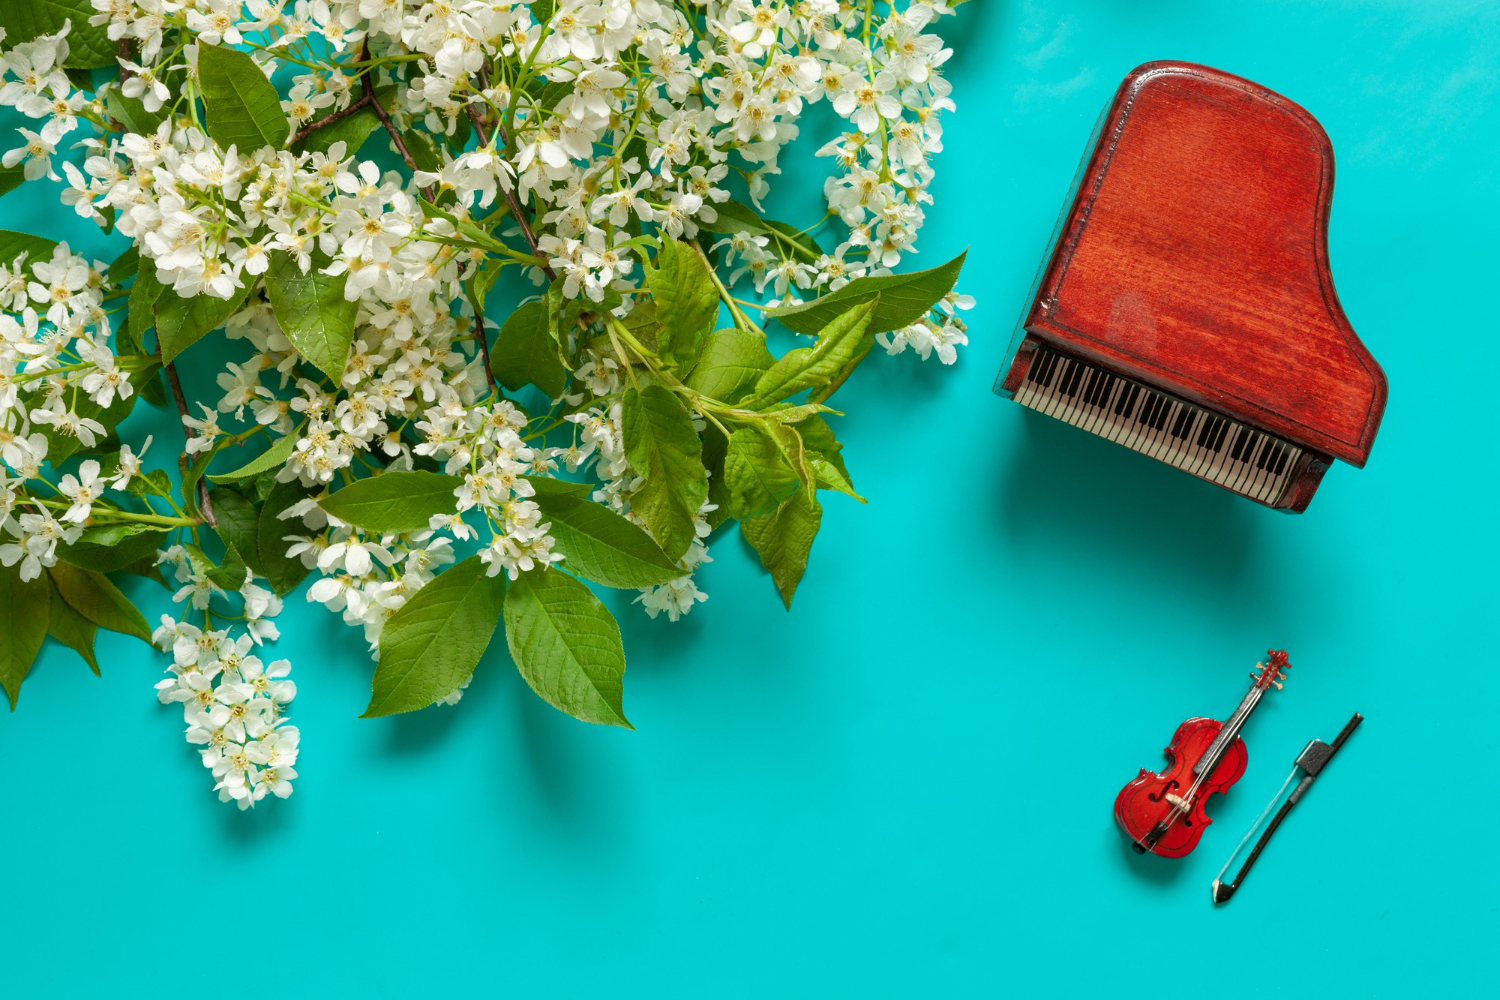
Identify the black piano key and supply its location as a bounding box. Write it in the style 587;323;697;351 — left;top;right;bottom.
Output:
1170;406;1194;439
1229;426;1252;461
1196;415;1220;449
1257;440;1280;471
1061;361;1085;397
1115;382;1140;417
1211;418;1231;452
1272;442;1291;475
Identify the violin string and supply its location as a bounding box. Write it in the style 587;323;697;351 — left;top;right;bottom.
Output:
1153;694;1260;844
1214;768;1298;885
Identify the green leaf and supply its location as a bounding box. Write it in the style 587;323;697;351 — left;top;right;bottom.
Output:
55;527;169;573
128;261;165;336
155;282;254;365
366;555;505;717
265;250;357;382
197;43;290;152
46;575;99;676
124;468;174;499
621;385;708;561
753;297;878;405
103;87;166;135
257;478;314;596
0;2;116;68
292;86;395;155
700;198;823;264
108;246;140;284
646;238;718;369
529;490;683;589
524;475;594;500
685;328;775;403
723;426;801;520
207;428;301;483
0;563;51;708
797;415;863;502
492;299;569;399
47;561;153;644
319;471;462;534
0;230;58;264
701;423;731;532
741;489;823;609
768;250;966;335
211;487;262;573
0;166;23;200
504;568;631;728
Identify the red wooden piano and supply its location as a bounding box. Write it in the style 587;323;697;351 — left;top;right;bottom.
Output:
996;61;1387;512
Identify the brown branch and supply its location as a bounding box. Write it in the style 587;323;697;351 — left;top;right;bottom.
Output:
362;65;435;202
288;92;374;146
466;103;555;281
161;357;216;528
468;295;498;393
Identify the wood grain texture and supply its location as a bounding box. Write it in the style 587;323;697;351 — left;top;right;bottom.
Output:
1000;61;1387;504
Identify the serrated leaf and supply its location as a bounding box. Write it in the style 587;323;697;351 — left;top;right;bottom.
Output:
0;166;23;200
55;526;169;573
685;328;775;403
529;490;683;589
46;561;152;644
0;230;58;264
366;555;504;717
797;415;863;502
207;428;301;483
198;43;290;152
257;478;314;596
700;198;823;264
753;297;878;405
211;487;261;572
621;385;708;561
108;246;140;284
0;563;51;708
183;542;247;591
524;475;594;500
504;568;631;728
0;2;115;68
265;250;356;382
492;299;569;399
723;426;800;519
741;489;822;609
47;574;99;675
768;250;966;335
319;471;462;534
103;88;165;135
128;261;165;335
155;281;254;364
701;423;731;532
646;238;718;369
125;468;174;499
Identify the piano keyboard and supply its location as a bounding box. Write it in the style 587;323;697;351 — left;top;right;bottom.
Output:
1014;347;1303;505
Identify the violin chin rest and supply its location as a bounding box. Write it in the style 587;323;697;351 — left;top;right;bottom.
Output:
1211;880;1236;905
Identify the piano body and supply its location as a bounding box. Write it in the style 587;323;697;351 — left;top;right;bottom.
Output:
996;61;1387;512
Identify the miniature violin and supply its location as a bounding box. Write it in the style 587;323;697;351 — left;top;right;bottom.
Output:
1114;650;1290;858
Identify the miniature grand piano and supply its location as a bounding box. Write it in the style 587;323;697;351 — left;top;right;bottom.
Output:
996;61;1387;512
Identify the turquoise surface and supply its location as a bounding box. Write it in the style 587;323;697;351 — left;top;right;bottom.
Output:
3;1;1496;995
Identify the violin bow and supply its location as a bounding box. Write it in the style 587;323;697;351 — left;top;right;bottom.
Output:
1211;712;1364;904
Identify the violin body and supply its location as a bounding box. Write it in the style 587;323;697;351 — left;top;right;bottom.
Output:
1114;717;1248;858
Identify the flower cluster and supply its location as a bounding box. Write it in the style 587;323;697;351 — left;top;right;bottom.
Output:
152;564;298;809
0;0;972;789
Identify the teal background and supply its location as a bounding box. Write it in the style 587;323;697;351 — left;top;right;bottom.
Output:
2;1;1496;995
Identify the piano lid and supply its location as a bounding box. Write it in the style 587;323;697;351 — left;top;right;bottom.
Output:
1022;61;1386;467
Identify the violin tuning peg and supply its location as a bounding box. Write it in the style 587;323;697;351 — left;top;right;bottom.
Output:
1273;681;1283;690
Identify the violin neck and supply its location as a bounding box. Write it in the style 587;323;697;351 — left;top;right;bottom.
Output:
1195;685;1266;778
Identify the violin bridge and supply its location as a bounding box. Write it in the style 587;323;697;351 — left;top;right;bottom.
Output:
1165;793;1193;814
